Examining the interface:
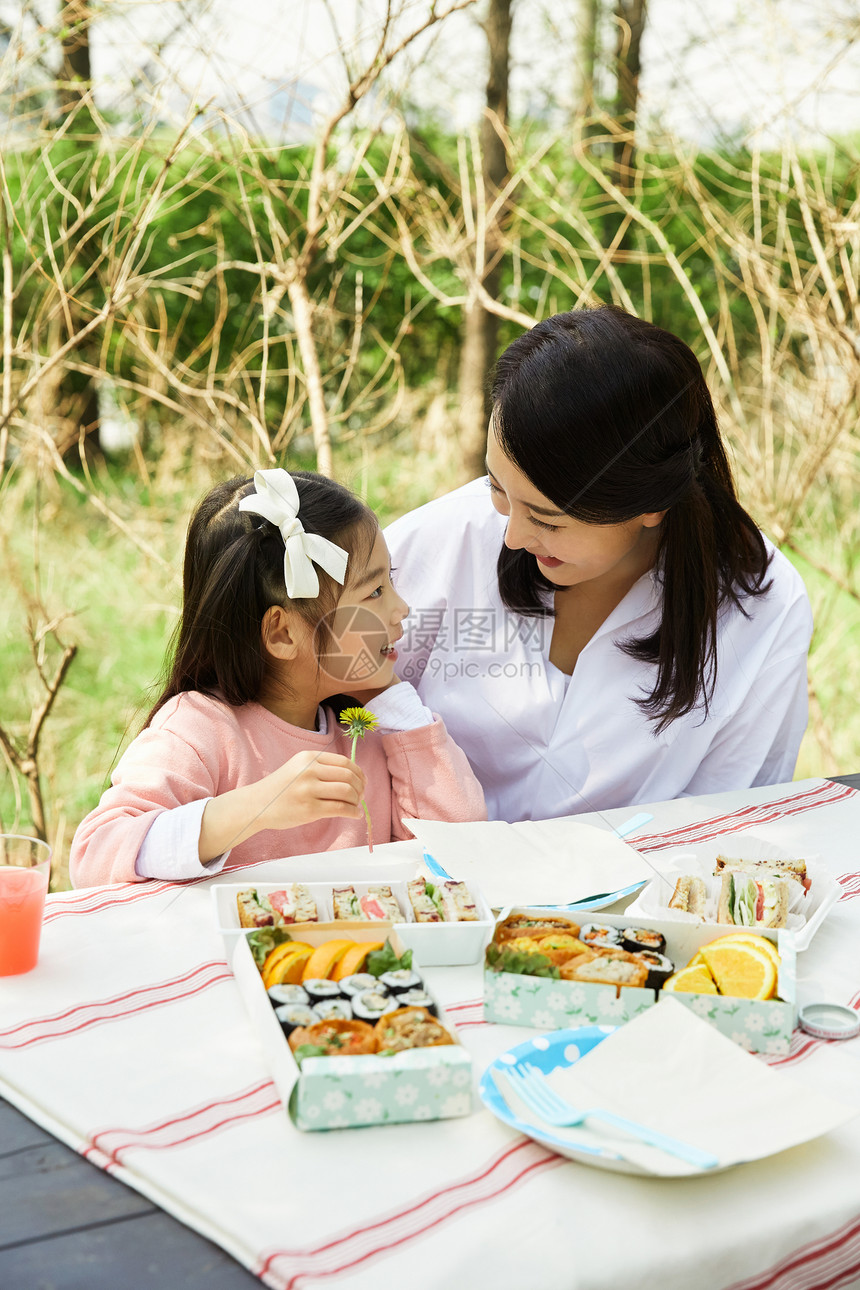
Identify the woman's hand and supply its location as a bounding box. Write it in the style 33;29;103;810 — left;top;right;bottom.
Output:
198;751;366;862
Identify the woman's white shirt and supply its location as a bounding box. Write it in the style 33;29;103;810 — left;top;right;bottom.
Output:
385;478;813;822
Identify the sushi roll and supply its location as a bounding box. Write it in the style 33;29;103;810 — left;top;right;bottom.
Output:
268;983;310;1008
312;998;353;1022
579;923;622;948
379;968;423;994
397;988;438;1016
338;972;380;998
635;951;675;991
303;978;346;1006
274;1003;316;1035
621;927;666;955
351;990;399;1022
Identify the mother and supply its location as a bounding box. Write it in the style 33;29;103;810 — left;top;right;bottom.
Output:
385;306;813;821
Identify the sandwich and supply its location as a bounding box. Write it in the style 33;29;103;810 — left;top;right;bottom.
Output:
331;885;402;921
406;877;442;923
236;885;317;929
717;872;789;928
667;875;708;917
714;854;810;893
407;877;479;923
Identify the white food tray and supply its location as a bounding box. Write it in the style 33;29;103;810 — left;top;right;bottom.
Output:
623;831;839;952
211;877;494;966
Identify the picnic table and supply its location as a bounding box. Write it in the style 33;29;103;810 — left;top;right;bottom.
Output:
2;776;860;1290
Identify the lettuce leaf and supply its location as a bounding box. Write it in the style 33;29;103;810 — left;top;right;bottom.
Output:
246;926;293;968
365;939;413;978
292;1043;327;1067
485;942;560;979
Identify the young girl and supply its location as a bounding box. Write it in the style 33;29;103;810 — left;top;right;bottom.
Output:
386;305;813;821
69;469;486;886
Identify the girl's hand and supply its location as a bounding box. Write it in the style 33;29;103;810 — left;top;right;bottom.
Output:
258;751;366;829
198;752;366;862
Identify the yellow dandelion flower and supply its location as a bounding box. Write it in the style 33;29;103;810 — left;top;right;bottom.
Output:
339;707;379;738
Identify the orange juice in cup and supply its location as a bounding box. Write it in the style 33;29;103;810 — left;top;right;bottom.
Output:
0;835;52;976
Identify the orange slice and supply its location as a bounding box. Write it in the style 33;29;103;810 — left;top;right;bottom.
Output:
267;946;314;986
663;964;718;994
332;941;384;981
261;942;314;990
708;933;780;971
301;939;357;982
700;942;777;1000
685;950;706;969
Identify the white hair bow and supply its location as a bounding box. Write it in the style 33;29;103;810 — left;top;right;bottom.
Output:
238;469;349;598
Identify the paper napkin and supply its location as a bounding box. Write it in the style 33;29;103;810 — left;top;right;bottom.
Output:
407;816;652;906
544;1000;858;1172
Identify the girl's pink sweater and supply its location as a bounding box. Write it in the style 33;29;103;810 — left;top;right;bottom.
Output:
69;692;486;886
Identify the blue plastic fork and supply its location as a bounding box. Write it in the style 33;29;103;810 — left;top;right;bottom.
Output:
506;1063;719;1169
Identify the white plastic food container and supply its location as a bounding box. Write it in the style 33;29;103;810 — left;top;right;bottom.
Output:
211;876;494;966
622;831;839;951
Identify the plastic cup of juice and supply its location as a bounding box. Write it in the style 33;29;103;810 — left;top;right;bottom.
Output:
0;835;52;976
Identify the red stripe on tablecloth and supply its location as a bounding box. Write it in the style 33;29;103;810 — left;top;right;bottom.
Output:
0;962;232;1049
725;1211;860;1290
631;781;855;854
81;1080;281;1163
257;1139;559;1287
444;999;487;1028
837;873;860;901
44;876;209;922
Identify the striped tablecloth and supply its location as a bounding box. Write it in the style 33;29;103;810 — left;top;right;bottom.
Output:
2;778;860;1290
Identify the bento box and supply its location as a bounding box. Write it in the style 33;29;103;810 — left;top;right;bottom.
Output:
231;926;473;1131
212;875;494;966
483;908;797;1056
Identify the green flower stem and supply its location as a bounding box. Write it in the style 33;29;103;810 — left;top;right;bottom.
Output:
349;735;374;853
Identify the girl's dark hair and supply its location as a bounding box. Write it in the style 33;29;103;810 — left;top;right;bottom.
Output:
145;471;377;726
491;305;771;731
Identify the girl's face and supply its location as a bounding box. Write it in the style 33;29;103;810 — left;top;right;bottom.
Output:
485;424;665;591
315;527;409;692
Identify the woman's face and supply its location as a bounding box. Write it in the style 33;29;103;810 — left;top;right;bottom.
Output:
485;424;665;591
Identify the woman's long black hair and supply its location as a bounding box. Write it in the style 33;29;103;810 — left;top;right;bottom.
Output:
492;305;771;732
145;472;377;727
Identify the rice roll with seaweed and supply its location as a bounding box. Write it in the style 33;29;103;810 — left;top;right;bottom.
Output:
338;973;380;998
635;951;675;990
379;968;423;994
397;988;437;1015
303;978;346;1005
312;998;353;1022
275;1003;316;1035
268;983;310;1008
579;923;622;948
352;990;399;1022
621;927;666;955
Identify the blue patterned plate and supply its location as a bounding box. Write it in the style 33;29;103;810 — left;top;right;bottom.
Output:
479;1026;657;1175
480;1027;730;1177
